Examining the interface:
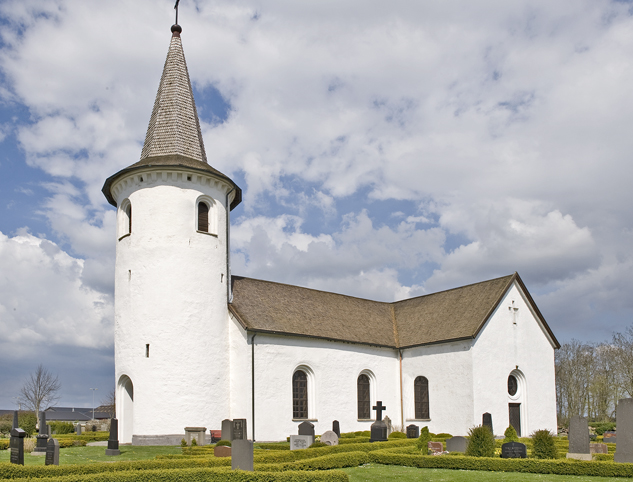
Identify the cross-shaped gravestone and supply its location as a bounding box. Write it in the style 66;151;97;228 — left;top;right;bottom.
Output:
509;301;519;324
372;401;386;421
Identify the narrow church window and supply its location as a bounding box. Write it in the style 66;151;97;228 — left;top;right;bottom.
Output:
126;204;132;234
145;344;150;358
198;202;209;232
293;370;308;419
414;376;429;419
508;375;518;396
357;374;370;419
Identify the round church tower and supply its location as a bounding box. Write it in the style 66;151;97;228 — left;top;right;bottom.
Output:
102;24;241;444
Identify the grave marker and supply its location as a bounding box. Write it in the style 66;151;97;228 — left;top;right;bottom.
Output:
406;424;419;439
45;438;59;466
332;420;340;438
33;411;49;455
369;401;388;442
232;439;254;471
567;416;591;461
428;441;443;454
501;441;527;458
12;411;18;430
298;421;315;436
10;428;26;465
320;430;339;446
446;436;468;453
232;419;247;440
290;435;313;450
590;443;608;454
221;419;234;441
482;412;493;435
105;418;121;456
615;398;633;463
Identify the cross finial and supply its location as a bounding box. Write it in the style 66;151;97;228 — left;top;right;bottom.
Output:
372;401;386;422
509;300;519;324
174;0;181;25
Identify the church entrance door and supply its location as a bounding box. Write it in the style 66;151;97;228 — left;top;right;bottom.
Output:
509;403;521;437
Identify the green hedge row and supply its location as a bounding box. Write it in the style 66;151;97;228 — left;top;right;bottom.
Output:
255;451;369;472
370;451;633;477
6;467;348;482
54;433;110;442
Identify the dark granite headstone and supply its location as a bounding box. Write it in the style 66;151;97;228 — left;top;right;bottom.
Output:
406;424;419;439
446;436;469;453
34;412;49;454
482;412;493;434
105;418;121;456
428;441;443;454
10;428;26;465
231;439;254;471
501;441;527;458
45;438;59;465
222;419;234;441
298;421;315;436
369;401;388;442
12;411;18;430
232;419;247;440
332;420;340;438
568;416;590;455
615;398;633;463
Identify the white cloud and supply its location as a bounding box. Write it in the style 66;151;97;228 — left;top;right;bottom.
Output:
0;231;113;353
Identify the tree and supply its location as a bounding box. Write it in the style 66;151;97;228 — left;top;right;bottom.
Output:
100;387;116;418
20;364;61;426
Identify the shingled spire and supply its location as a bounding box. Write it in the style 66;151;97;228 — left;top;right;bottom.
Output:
141;25;207;163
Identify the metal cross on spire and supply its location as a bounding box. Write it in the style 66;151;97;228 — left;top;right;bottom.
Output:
174;0;181;25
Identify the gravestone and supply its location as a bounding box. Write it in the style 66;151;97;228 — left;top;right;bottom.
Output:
428;441;443;454
10;428;26;465
615;398;633;463
320;430;339;446
332;420;340;438
45;438;59;465
446;436;469;453
370;401;388;442
232;439;254;471
590;443;608;454
604;431;617;443
33;412;49;454
76;424;82;435
221;419;234;441
290;435;313;450
406;424;419;439
233;419;247;440
12;411;18;430
383;415;393;435
298;421;315;437
105;418;121;456
214;445;231;457
567;415;591;461
184;427;207;446
482;412;493;435
501;441;527;458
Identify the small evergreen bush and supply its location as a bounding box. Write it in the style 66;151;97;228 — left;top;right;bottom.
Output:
435;433;452;439
49;421;75;434
531;429;558;459
180;438;187;447
191;438;198;447
465;425;495;457
503;425;519;443
216;439;232;447
18;412;37;436
388;431;406;439
416;426;432;453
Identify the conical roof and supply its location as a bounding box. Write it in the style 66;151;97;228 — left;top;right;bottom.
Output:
103;25;241;210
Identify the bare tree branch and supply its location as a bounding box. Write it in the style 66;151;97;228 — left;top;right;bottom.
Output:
20;364;61;426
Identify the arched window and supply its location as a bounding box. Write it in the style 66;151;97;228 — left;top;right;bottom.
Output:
197;201;209;232
508;375;518;396
414;376;429;420
357;374;371;419
118;200;132;239
126;204;132;234
293;370;308;419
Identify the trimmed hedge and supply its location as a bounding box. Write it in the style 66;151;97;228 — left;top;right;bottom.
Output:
55;432;110;442
0;440;9;450
369;451;633;477
337;437;369;445
6;467;349;482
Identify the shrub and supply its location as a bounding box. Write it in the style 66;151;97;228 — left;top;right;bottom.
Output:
309;441;328;448
181;438;187;447
216;439;232;447
531;429;558;459
504;426;519;443
465;425;495;457
0;420;12;435
0;439;9;450
594;423;616;435
388;431;406;439
416;426;432;453
191;438;197;447
49;421;76;435
19;412;37;437
435;433;452;439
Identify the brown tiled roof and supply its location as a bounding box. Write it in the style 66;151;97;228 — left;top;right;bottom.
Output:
102;28;241;210
229;273;560;349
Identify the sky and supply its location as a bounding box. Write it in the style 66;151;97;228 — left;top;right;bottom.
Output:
1;0;633;409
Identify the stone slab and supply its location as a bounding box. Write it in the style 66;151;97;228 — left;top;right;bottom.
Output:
221;419;233;441
615;398;633;463
320;430;339;446
132;434;185;445
45;439;59;465
232;419;247;441
298;421;315;436
590;443;608;454
290;435;313;450
231;439;254;471
406;425;419;439
501;441;527;458
446;436;469;453
214;445;232;457
568;416;590;454
428;441;443;454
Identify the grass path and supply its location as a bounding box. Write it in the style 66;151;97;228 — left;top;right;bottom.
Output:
343;464;624;482
0;445;181;465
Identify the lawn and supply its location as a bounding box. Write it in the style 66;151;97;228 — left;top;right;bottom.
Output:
343;464;627;482
0;445;182;465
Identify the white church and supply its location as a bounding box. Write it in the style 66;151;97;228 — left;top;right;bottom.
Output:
102;23;559;444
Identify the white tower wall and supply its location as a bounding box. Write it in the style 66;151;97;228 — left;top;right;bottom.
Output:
112;168;235;443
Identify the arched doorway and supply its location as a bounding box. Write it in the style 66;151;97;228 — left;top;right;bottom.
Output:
507;370;526;436
117;375;134;443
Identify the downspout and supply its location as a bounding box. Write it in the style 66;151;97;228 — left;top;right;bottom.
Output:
251;333;256;442
226;187;236;303
399;349;404;429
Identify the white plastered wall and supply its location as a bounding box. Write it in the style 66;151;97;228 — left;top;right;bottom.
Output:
401;340;474;436
228;327;401;442
471;282;557;437
113;168;235;440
